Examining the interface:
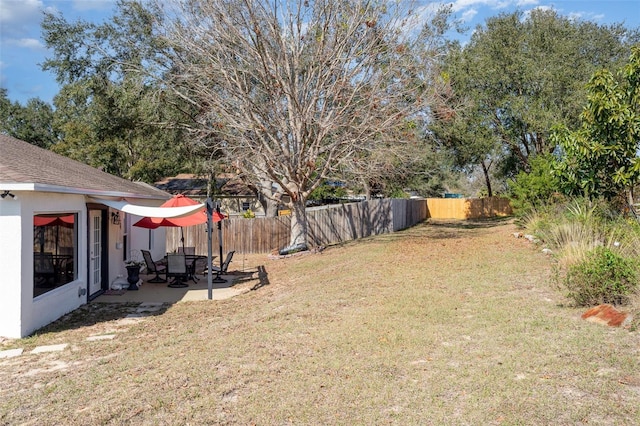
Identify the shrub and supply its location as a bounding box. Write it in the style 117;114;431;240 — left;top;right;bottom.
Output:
520;197;625;252
560;246;638;306
508;154;562;215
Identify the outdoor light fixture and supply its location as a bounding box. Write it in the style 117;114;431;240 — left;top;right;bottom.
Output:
111;211;121;225
1;191;16;200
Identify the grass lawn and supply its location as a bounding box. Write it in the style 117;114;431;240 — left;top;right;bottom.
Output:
1;219;639;425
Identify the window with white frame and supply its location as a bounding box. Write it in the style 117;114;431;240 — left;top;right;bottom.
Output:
33;213;78;297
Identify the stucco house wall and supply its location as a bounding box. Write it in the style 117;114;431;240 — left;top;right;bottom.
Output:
0;191;172;339
0;135;171;338
22;192;88;338
0;192;24;338
125;214;167;264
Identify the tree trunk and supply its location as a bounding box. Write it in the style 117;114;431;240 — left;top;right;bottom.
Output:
265;200;279;217
288;199;308;250
256;192;280;217
362;180;372;200
251;177;282;217
481;160;493;197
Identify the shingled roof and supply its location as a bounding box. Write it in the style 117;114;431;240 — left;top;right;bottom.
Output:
154;173;209;198
0;134;168;200
155;173;256;198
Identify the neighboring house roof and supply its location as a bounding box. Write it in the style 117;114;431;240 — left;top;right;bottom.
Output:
0;134;168;200
221;176;256;197
155;173;209;198
155;173;256;198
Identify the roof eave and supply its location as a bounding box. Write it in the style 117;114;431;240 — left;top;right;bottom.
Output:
0;183;170;200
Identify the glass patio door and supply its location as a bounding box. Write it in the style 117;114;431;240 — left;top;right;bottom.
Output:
89;210;102;295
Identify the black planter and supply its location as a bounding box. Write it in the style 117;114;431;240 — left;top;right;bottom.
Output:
126;265;141;290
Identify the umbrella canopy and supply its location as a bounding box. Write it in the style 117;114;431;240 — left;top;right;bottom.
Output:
133;194;226;252
133;194;210;229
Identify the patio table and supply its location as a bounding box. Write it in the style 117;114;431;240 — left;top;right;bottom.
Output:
165;254;213;284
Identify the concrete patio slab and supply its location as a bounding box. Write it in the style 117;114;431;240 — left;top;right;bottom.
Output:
96;273;244;304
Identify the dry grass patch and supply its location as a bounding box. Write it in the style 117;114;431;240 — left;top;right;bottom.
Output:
1;219;639;425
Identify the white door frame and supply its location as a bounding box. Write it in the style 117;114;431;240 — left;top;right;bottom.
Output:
87;209;106;297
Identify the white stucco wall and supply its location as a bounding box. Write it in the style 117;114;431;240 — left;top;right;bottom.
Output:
105;210;165;285
0;193;24;338
26;192;88;338
0;191;88;338
127;213;167;263
108;208;127;285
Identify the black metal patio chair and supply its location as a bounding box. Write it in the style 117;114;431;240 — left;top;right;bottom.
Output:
208;250;235;276
166;253;189;288
141;249;167;283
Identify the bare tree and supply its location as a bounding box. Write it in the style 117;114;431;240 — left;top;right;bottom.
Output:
153;0;449;249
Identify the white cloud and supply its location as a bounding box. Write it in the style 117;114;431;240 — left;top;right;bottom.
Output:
449;0;502;13
460;8;479;22
449;0;481;14
0;0;45;38
14;38;46;50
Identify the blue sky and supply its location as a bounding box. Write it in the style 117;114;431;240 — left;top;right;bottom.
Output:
1;0;639;105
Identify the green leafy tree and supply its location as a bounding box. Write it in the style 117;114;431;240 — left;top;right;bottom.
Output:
309;182;347;203
431;10;637;194
429;74;500;196
41;0;196;182
508;154;561;214
0;89;58;148
0;89;22;137
554;45;640;204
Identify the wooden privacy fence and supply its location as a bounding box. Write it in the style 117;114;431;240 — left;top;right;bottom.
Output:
166;198;428;254
426;196;512;220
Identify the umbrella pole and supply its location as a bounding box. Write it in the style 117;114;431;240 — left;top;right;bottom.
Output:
212;202;225;283
206;198;213;300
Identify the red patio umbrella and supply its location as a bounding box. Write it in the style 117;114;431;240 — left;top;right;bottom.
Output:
133;194;225;250
133;194;206;229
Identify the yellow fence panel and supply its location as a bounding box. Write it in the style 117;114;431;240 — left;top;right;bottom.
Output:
426;197;512;220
